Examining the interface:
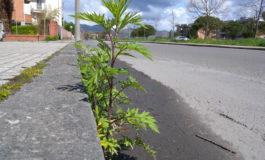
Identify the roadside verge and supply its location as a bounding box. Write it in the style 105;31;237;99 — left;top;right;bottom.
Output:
122;41;265;51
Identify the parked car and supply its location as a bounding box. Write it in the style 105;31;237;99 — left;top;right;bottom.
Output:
175;36;189;41
0;21;5;41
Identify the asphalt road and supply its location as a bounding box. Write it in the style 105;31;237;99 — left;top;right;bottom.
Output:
85;40;265;160
113;60;241;160
117;42;265;160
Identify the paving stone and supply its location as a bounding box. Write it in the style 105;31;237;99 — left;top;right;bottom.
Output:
0;42;69;86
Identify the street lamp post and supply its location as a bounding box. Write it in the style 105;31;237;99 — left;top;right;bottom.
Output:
75;0;80;41
44;5;46;39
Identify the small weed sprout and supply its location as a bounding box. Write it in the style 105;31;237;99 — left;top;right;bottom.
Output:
0;58;51;102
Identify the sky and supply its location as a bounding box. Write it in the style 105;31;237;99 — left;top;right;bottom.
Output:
63;0;248;31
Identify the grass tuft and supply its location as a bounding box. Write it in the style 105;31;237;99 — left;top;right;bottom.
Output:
0;89;11;101
0;57;54;102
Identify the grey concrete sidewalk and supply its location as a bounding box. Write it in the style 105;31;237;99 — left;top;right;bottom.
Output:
0;42;69;85
0;44;104;160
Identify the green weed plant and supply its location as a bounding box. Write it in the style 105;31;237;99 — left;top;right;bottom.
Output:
72;0;159;159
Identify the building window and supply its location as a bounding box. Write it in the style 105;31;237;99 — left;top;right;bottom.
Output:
24;0;31;3
37;0;42;9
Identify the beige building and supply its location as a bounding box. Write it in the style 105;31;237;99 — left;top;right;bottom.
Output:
12;0;63;26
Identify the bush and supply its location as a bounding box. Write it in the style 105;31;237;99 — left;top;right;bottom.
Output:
11;25;38;35
45;35;59;41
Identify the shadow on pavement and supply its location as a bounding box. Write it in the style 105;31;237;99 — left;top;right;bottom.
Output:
57;82;86;93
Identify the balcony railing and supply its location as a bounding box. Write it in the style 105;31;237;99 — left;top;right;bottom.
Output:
24;0;31;3
31;7;44;13
37;0;42;9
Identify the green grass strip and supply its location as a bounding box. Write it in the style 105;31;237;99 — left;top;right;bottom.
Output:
0;55;54;102
120;38;265;47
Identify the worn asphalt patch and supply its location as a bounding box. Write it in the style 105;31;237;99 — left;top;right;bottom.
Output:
114;60;242;160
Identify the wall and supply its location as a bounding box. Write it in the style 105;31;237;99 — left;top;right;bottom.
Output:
49;20;58;36
24;15;32;24
4;35;45;41
12;0;24;23
12;0;32;24
4;20;60;41
60;27;73;40
197;29;218;39
197;29;205;39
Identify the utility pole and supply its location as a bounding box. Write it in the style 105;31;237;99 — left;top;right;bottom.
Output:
44;4;46;39
75;0;81;41
171;10;175;39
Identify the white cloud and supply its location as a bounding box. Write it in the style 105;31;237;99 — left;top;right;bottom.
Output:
63;0;242;31
216;0;242;21
80;0;110;25
82;0;108;14
140;6;192;30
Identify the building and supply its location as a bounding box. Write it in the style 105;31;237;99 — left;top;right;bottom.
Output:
12;0;32;25
12;0;62;26
176;24;191;37
3;0;73;41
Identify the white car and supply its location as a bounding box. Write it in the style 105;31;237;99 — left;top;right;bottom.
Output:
0;21;5;41
175;36;189;41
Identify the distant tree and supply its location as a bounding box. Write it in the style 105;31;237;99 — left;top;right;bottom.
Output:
188;0;225;38
259;22;265;32
259;13;265;32
0;0;14;32
243;0;265;38
188;25;198;39
131;25;156;38
223;21;244;39
241;18;256;38
192;16;222;38
64;21;75;34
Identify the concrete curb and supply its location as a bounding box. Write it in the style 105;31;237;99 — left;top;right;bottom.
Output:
0;44;105;160
123;41;265;51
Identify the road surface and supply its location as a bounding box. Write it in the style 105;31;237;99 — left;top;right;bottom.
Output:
86;40;265;160
117;42;265;160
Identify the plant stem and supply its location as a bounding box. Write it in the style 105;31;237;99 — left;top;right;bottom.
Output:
108;34;116;121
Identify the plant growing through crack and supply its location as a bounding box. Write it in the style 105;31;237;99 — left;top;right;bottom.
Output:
72;0;159;159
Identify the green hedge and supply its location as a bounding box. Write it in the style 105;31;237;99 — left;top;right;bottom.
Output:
11;25;38;35
45;35;59;41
